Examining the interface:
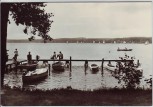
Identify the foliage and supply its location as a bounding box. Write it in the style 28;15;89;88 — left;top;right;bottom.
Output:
112;55;143;89
144;77;152;88
9;3;54;42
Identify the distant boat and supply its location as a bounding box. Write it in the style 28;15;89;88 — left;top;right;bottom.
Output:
114;41;116;44
123;41;126;44
103;41;105;44
145;41;149;45
22;67;48;83
117;48;132;51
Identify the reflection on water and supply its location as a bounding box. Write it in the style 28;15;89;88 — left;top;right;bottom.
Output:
4;66;125;91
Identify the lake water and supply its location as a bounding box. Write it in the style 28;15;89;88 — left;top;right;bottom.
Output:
5;43;152;90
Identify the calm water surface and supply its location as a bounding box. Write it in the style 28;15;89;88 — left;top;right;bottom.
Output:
5;43;152;90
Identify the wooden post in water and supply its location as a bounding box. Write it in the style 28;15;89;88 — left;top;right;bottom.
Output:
118;62;121;73
101;58;104;75
137;60;139;66
48;64;51;76
84;60;88;71
70;56;72;72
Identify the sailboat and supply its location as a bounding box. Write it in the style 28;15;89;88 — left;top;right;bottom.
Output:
145;41;149;45
123;41;126;44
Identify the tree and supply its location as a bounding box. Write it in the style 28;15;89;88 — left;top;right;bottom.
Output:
1;3;53;87
112;55;143;89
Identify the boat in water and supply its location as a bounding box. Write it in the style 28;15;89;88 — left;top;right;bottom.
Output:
18;62;38;71
105;63;143;76
145;41;149;45
22;67;48;83
117;48;132;51
89;64;99;72
52;61;65;71
104;63;117;72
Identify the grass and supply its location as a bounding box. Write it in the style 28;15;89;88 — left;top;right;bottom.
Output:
1;86;152;106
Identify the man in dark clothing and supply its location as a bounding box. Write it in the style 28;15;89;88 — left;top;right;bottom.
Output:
58;51;63;60
27;52;32;64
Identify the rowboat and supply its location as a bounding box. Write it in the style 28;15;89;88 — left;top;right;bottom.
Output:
89;64;99;72
117;48;132;51
104;63;116;72
18;62;38;71
52;61;65;71
22;67;48;83
105;63;143;76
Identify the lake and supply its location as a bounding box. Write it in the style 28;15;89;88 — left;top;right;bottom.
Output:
5;43;152;90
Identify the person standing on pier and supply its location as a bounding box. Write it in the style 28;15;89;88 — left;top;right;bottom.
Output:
27;52;32;64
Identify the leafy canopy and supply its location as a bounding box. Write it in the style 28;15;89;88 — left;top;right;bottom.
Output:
9;3;53;41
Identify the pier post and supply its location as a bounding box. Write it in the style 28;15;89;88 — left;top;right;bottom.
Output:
137;60;139;66
101;58;104;75
48;64;51;76
118;62;121;73
84;60;88;70
70;56;72;72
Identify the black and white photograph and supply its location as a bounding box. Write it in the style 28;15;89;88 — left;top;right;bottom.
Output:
1;0;152;106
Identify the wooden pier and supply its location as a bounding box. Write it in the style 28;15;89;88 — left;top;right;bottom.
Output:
5;56;134;74
32;56;134;74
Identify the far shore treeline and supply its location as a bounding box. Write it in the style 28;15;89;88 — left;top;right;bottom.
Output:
7;37;152;43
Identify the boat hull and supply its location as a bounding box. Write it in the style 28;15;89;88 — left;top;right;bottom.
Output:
22;68;48;83
90;64;99;72
52;61;65;71
18;63;37;71
117;49;132;51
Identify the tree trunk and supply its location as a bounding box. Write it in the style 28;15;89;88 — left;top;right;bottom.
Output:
1;3;10;87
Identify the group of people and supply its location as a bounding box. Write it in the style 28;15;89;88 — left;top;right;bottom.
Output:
12;49;64;62
51;51;63;60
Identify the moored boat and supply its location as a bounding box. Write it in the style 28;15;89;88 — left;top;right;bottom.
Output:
52;61;65;71
105;63;143;76
89;64;99;72
22;67;48;83
18;62;38;71
104;63;116;72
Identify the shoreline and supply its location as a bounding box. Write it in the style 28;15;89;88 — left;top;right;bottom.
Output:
1;86;152;106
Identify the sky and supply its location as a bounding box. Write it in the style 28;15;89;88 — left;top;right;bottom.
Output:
7;2;152;39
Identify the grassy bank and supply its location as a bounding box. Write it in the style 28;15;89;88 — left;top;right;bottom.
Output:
1;87;152;106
